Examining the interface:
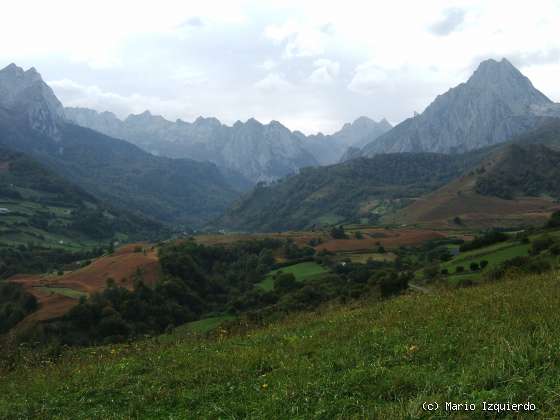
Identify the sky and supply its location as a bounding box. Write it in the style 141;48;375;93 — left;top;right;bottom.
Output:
1;0;559;135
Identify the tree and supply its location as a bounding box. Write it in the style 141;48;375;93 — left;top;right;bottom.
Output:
274;273;300;293
423;265;440;280
330;226;347;239
547;210;560;228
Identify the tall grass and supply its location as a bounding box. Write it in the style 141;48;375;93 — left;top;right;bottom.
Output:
2;271;559;418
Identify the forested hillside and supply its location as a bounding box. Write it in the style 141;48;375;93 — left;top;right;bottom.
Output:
221;151;488;231
475;144;560;199
0;147;164;246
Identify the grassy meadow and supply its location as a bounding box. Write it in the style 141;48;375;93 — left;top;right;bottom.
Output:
257;261;328;291
2;271;560;418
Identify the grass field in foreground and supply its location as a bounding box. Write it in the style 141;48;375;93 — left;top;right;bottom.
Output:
2;271;560;418
257;261;328;291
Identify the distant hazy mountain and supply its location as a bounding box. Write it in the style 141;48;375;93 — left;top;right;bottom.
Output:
0;64;239;227
358;58;560;157
301;116;392;165
65;108;318;183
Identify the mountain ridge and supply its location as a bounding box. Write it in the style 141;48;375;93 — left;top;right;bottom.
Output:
0;64;241;228
358;58;560;157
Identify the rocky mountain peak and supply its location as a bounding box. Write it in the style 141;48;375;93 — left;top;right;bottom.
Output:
467;58;551;106
0;63;64;139
359;58;557;157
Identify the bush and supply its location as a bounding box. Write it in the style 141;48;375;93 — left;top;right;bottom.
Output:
274;273;300;293
550;243;560;256
470;262;480;272
480;260;489;269
441;268;449;275
530;236;554;255
423;265;440;280
330;226;347;239
547;210;560;228
456;266;465;273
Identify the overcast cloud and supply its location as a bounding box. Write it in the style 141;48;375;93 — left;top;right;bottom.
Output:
1;0;559;134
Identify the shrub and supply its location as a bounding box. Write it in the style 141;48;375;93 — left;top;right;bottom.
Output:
274;273;300;293
550;243;560;256
470;262;480;272
480;260;489;269
423;265;440;280
441;268;449;275
530;236;554;255
330;226;347;239
547;210;560;228
456;266;465;273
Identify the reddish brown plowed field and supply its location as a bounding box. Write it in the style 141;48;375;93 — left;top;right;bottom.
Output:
10;243;160;323
315;228;447;252
195;232;327;248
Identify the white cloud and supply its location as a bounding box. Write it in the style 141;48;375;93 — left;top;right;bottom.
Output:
308;59;340;85
254;73;293;92
348;63;389;94
49;79;193;120
2;0;560;134
259;60;277;71
429;8;466;36
264;20;333;58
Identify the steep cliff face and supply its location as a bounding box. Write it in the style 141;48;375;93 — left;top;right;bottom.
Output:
0;63;65;139
360;58;560;157
304;116;392;165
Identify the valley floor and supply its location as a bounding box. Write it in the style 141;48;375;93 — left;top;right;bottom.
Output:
2;271;560;418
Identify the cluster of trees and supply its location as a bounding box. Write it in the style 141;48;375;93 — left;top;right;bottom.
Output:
460;231;508;252
35;239;283;345
0;244;105;278
0;282;37;333
30;238;411;346
486;256;552;281
475;145;560;200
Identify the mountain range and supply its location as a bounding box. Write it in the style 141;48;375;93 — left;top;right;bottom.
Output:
2;58;560;233
64;108;391;183
222;58;560;231
0;64;240;228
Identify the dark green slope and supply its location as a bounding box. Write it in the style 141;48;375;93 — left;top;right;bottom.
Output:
221;118;560;232
220;151;487;231
475;143;560;199
0;108;239;228
0;147;164;249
